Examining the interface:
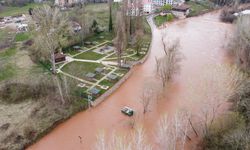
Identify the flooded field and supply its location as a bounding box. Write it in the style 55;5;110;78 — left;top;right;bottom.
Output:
28;11;233;150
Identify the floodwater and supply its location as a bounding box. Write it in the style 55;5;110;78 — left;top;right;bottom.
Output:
28;11;233;150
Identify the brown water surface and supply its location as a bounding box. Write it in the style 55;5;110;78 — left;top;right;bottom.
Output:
28;11;233;150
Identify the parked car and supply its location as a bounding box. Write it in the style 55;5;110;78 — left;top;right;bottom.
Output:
121;106;134;117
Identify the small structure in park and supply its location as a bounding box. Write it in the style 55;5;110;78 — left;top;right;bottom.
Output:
89;87;101;96
107;74;118;81
172;4;190;18
95;67;104;74
73;45;81;50
77;83;86;88
54;52;66;63
85;72;96;80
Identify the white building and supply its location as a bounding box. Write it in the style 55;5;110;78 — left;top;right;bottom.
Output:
152;0;173;6
152;0;184;6
114;0;184;14
144;3;153;13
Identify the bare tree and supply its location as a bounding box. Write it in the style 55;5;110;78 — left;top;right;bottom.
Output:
132;126;152;150
114;10;126;67
155;112;190;150
229;15;250;72
95;131;131;150
184;64;247;137
29;5;71;104
140;82;155;114
156;37;182;88
95;131;107;150
30;5;70;74
94;126;152;150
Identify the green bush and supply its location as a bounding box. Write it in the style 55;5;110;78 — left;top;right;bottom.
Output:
161;4;172;11
154;14;174;27
0;80;56;103
203;113;249;150
15;32;30;42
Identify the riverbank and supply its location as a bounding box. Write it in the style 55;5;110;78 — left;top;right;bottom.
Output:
28;10;234;150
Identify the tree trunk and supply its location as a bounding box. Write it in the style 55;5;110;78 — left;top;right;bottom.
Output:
54;75;65;104
51;51;56;74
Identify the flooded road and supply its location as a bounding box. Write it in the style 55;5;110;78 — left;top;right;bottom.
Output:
28;11;233;150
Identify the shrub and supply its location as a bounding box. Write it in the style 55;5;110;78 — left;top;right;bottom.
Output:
203;113;248;150
23;125;36;140
0;80;56;103
220;7;237;23
15;32;30;42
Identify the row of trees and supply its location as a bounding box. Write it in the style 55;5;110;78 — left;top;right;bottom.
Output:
94;112;189;150
114;0;144;67
210;0;250;6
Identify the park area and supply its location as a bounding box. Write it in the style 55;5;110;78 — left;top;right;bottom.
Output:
0;2;152;149
57;33;151;103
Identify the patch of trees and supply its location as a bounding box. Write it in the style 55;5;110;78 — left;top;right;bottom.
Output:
114;0;144;67
210;0;250;6
29;5;72;74
203;14;250;150
1;0;34;6
229;15;250;72
0;78;56;103
155;38;182;88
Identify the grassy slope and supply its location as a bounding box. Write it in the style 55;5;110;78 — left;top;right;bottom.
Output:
0;47;17;81
0;3;42;17
15;32;31;42
186;1;214;17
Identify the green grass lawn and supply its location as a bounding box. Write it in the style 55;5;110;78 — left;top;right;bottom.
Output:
85;32;114;43
115;68;129;74
186;1;214;17
0;28;15;49
0;47;16;58
74;51;104;60
15;32;31;42
0;3;42;17
154;14;174;27
99;79;114;87
61;61;103;79
0;63;16;81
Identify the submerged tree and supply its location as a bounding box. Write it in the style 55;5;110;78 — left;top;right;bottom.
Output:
156;37;182;88
184;64;246;137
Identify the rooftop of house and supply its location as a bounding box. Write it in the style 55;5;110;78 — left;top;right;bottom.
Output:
89;87;101;95
54;52;66;59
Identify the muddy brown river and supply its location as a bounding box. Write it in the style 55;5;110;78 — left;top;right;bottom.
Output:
28;11;233;150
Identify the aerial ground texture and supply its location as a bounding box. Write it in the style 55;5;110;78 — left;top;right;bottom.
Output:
28;11;233;150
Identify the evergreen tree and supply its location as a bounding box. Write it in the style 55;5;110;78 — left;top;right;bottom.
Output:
108;2;113;32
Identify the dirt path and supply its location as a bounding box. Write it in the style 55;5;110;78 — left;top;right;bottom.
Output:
28;11;233;150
